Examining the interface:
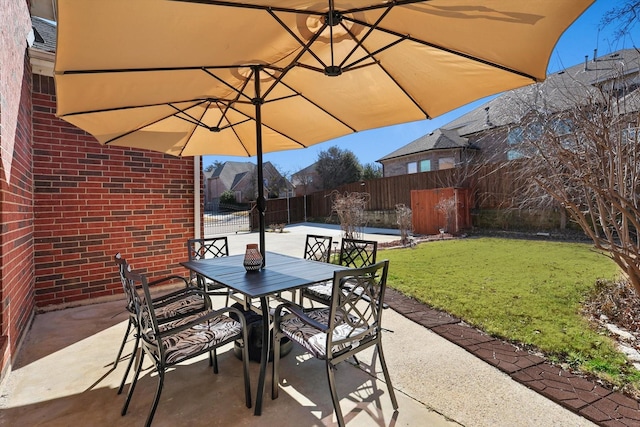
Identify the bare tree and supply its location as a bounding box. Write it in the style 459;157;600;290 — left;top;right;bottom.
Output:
292;167;315;195
330;191;369;239
601;0;640;39
510;66;640;293
395;204;413;246
434;196;457;233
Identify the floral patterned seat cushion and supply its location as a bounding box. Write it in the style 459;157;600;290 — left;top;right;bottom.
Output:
303;279;362;303
150;315;242;365
279;308;368;360
303;281;333;302
157;310;212;332
155;294;206;319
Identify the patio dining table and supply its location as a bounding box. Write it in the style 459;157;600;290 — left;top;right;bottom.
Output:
180;251;346;416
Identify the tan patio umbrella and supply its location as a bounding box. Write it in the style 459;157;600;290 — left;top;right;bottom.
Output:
54;0;594;259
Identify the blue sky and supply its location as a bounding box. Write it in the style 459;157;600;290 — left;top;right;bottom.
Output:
203;0;639;175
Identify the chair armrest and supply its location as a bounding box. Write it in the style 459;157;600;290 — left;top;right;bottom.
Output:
148;275;190;288
274;302;328;332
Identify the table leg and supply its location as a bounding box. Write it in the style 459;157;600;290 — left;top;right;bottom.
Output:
254;296;270;416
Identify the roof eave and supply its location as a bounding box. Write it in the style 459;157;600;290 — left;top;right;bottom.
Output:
29;47;55;77
378;146;467;162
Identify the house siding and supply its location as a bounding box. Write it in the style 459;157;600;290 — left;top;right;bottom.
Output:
31;75;196;308
1;0;36;382
466;128;510;164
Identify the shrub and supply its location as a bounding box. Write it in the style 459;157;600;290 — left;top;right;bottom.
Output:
220;190;236;205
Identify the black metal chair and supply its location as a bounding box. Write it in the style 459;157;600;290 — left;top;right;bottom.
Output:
186;236;230;297
272;260;397;427
301;238;378;307
289;234;333;304
338;238;378;268
113;253;210;395
303;234;333;263
121;261;251;427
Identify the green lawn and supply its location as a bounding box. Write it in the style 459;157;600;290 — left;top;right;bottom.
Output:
382;237;640;390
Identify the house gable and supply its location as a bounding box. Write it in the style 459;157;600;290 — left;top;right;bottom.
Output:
378;48;640;177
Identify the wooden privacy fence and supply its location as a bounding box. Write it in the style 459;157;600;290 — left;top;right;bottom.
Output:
411;188;472;235
251;162;523;230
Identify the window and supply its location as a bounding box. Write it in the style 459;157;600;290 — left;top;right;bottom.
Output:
507;150;524;161
551;118;572;136
508;123;544;145
507;127;524;145
407;162;417;174
419;160;431;172
438;157;455;170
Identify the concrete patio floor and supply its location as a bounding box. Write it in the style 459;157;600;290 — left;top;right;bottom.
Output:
0;224;600;426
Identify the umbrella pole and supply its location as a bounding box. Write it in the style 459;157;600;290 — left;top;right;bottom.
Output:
253;66;266;266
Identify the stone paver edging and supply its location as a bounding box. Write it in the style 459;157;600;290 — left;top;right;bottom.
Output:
385;288;640;427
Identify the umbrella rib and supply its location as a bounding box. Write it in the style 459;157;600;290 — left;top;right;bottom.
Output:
57;99;209;117
201;66;255;104
224;101;309;150
331;12;432;119
101;100;209;146
343;38;405;71
264;75;358;133
347;15;541;82
178;102;209;157
264;9;329;88
336;5;392;71
58;64;239;75
169;102;215;129
171;0;424;16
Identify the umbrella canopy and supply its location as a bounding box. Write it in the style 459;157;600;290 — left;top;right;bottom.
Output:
54;0;594;258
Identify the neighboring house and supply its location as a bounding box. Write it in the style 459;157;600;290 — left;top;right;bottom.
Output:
205;161;254;206
204;161;292;207
378;48;640;177
378;128;478;177
291;162;323;196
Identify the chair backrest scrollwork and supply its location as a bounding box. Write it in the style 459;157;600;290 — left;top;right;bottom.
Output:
187;236;229;261
304;234;333;263
339;238;377;268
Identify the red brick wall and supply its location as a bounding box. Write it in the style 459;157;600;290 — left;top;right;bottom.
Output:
32;75;196;308
1;0;35;378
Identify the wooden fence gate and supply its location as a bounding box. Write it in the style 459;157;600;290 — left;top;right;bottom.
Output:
411;187;472;235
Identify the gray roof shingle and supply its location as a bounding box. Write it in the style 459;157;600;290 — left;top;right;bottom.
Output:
444;49;640;137
31;16;56;53
211;161;255;190
379;49;640;162
378;128;470;161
